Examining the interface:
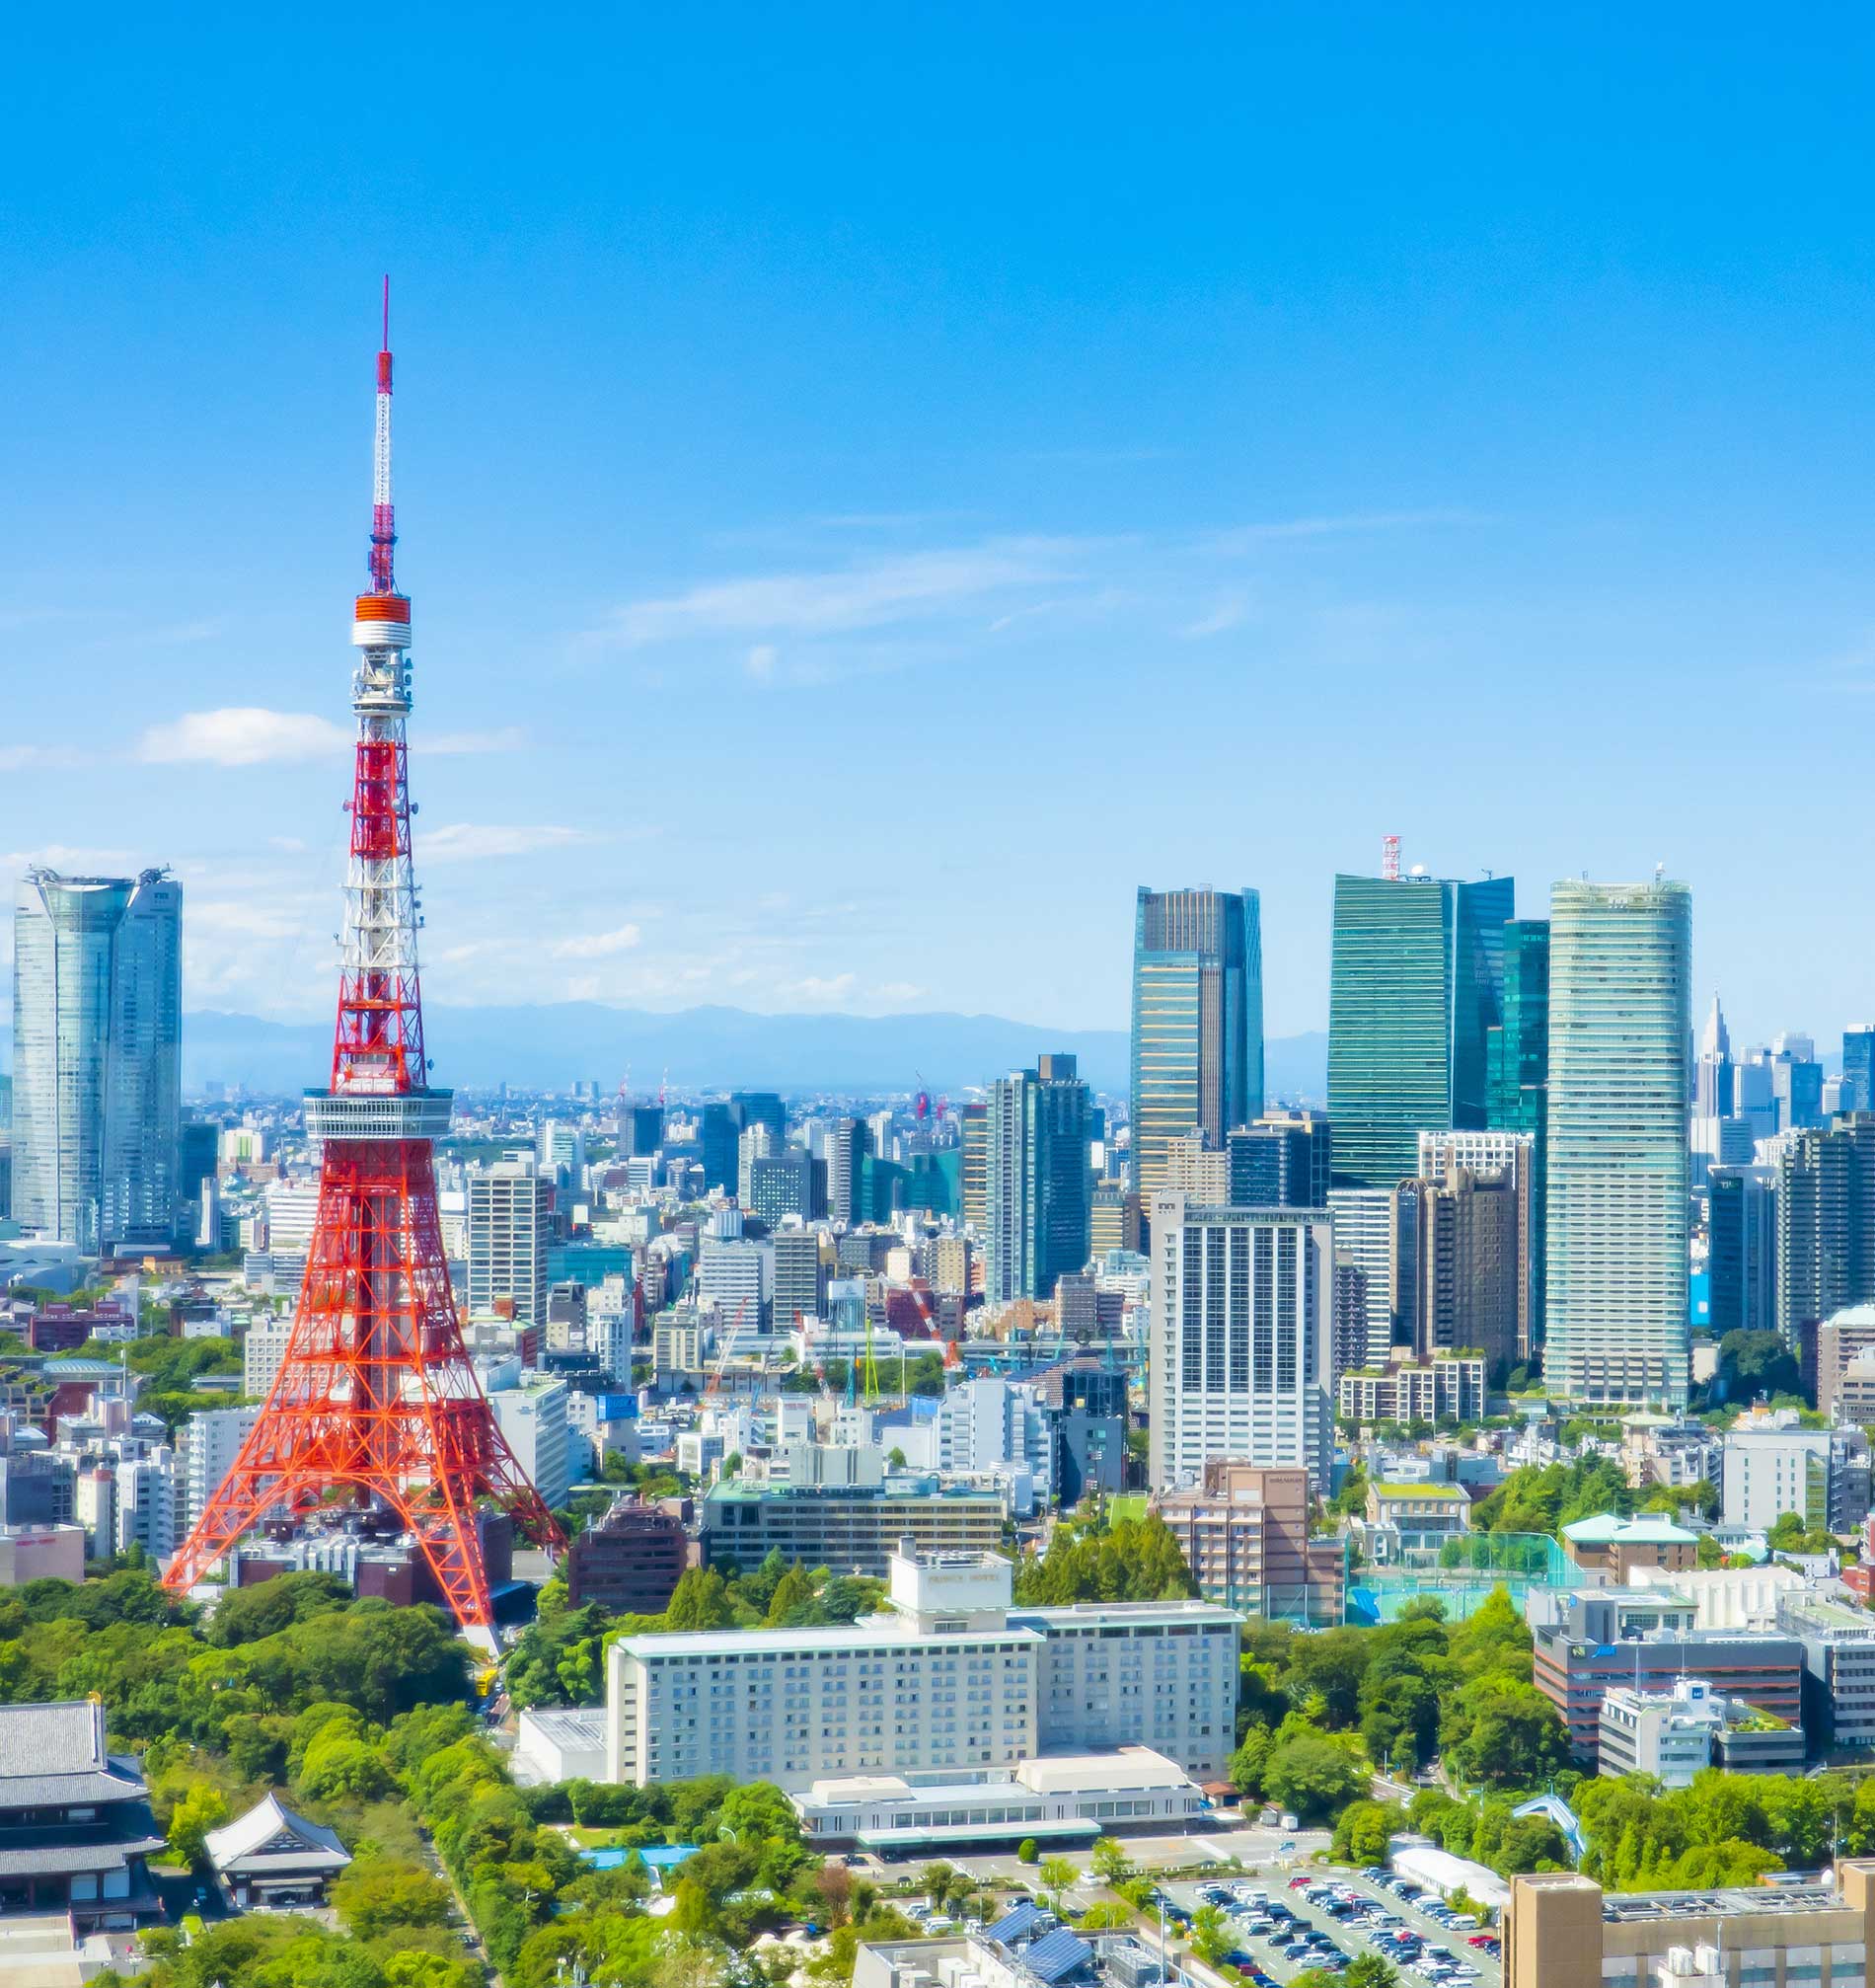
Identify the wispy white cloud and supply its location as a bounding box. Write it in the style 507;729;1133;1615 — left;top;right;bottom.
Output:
1180;596;1250;639
0;842;148;875
868;980;926;1003
776;972;859;1005
420;823;596;863
136;707;349;766
134;618;227;648
0;744;87;772
745;644;778;682
552;923;642;959
590;538;1092;649
1202;508;1486;555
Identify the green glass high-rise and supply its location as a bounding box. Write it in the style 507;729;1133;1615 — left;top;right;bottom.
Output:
1129;887;1262;1199
1326;873;1514;1189
1486;918;1550;1352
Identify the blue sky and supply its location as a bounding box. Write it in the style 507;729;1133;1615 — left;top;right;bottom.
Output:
3;6;1873;1050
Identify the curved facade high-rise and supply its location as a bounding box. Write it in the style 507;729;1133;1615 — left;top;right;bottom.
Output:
11;867;182;1252
1543;877;1691;1409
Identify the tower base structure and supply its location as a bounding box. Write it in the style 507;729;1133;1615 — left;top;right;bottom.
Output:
166;1134;562;1630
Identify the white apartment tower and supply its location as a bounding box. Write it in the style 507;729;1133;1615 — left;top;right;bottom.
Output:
183;1406;263;1528
1149;1194;1333;1491
243;1321;293;1402
469;1161;553;1327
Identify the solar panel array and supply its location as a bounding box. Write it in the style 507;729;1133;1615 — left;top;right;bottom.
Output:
1023;1931;1093;1983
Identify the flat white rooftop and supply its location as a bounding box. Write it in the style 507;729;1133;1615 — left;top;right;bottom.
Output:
619;1621;1045;1660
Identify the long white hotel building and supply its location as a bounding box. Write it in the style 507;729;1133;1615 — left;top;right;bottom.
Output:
606;1549;1239;1793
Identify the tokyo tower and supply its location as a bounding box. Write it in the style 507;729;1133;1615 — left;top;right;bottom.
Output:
164;286;564;1633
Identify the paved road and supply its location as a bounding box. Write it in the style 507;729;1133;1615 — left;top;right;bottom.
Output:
937;1826;1330;1890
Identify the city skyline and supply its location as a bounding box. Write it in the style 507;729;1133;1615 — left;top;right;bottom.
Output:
3;12;1875;1048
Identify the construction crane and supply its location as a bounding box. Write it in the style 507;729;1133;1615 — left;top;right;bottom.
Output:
704;1295;752;1397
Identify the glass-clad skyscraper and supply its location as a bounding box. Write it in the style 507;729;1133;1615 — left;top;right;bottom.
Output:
986;1053;1092;1302
1486;917;1550;1353
12;868;183;1253
1845;1028;1875;1116
1129;888;1262;1200
1326;872;1514;1189
1544;877;1692;1409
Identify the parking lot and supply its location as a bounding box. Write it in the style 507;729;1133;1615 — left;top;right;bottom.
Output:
1160;1867;1502;1988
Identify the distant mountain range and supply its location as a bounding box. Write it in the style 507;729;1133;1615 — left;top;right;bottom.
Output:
179;1003;1329;1102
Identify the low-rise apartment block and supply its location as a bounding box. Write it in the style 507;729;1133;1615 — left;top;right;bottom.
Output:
1336;1354;1486;1427
1153;1461;1345;1623
700;1479;1006;1576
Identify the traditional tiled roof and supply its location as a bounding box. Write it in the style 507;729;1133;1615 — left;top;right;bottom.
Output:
0;1702;147;1810
204;1793;351;1876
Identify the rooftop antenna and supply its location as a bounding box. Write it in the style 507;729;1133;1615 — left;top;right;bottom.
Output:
1382;834;1400;882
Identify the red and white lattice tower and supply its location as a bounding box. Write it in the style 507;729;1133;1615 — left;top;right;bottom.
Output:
164;286;564;1632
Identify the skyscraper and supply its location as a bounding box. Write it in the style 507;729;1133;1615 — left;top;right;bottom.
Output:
1776;1116;1875;1344
1148;1192;1333;1491
1486;917;1549;1349
1129;888;1262;1199
985;1053;1092;1302
1708;1165;1777;1339
1544;877;1692;1409
959;1103;989;1230
1396;1164;1521;1375
1845;1029;1875;1116
1326;871;1514;1189
1324;1185;1403;1368
698;1104;738;1192
469;1161;553;1326
729;1091;787;1149
1418;1128;1537;1369
12;867;183;1252
1693;994;1732;1118
1227;1111;1332;1209
828;1117;870;1227
773;1229;827;1328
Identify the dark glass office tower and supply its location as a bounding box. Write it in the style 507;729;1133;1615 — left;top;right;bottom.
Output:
1845;1030;1875;1115
1487;918;1550;1349
1227;1111;1332;1208
986;1052;1093;1301
1326;872;1514;1189
1129;887;1262;1199
728;1091;787;1148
